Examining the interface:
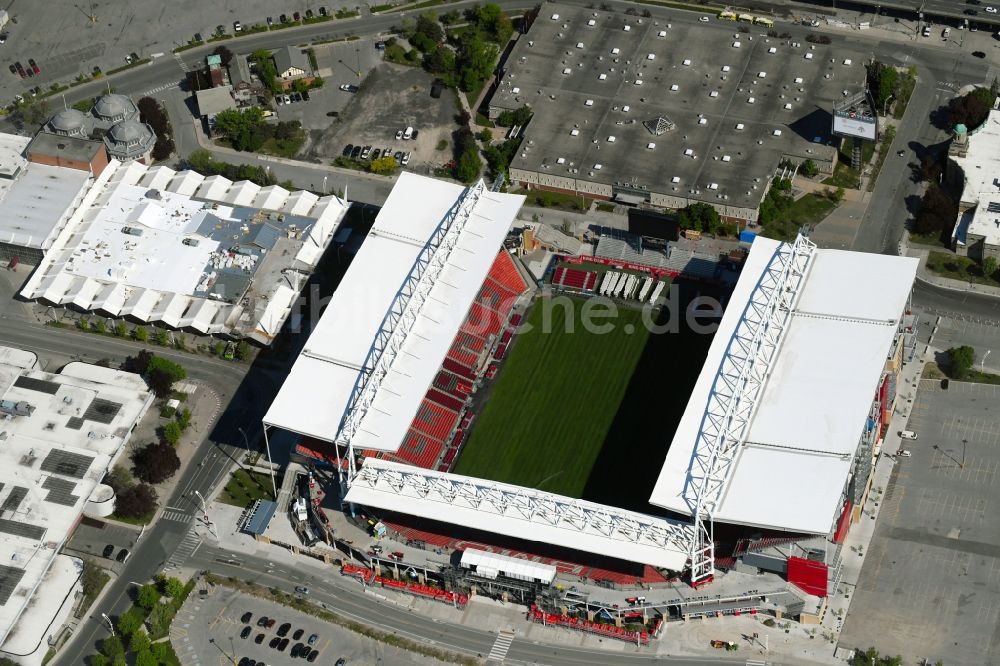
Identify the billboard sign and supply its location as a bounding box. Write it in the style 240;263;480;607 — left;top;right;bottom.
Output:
832;111;877;140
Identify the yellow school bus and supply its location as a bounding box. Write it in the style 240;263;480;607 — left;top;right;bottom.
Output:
718;11;737;21
755;17;774;27
737;13;755;23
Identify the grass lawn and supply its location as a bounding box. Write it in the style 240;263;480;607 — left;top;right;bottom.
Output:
762;192;839;241
909;230;948;247
261;134;305;159
925;251;1000;287
823;161;861;190
454;298;652;498
219;469;276;507
521;189;593;212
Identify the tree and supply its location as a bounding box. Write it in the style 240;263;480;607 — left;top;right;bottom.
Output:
81;559;106;601
100;635;124;659
137;98;168;135
212;45;234;67
160;576;186;598
678;203;722;234
948;89;990;130
155;330;170;346
18;98;50;127
948;345;976;379
984;255;998;279
177;408;192;430
473;3;513;43
919;153;943;183
90;655;110;666
455;32;498;92
250;49;280;94
129;630;150;654
136;583;161;609
134;649;157;666
115;607;144;636
368;155;398;174
146;356;186;398
235;340;252;361
134;326;149;343
104;465;134;495
913;184;957;237
800;159;819;177
122;349;153;375
115;483;158;520
213;107;267;152
133;441;181;482
162;421;183;446
151;137;175;161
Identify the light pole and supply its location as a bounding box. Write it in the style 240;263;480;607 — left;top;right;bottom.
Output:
883;94;893;118
982;349;991;373
101;613;114;636
194;489;218;537
322;175;328;195
237;426;251;457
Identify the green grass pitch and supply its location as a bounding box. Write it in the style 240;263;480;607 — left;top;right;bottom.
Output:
453;297;651;498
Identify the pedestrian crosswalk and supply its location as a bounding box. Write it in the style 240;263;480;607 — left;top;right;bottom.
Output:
141;82;178;97
164;528;201;571
173;53;189;73
487;630;515;663
745;659;768;666
162;509;194;524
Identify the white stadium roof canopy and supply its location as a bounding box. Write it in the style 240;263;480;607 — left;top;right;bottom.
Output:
346;459;693;570
649;236;917;535
263;173;524;450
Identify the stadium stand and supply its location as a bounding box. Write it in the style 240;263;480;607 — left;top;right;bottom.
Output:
596;232;671;269
551;266;598;293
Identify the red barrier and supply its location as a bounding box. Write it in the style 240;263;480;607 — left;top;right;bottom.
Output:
527;606;651;644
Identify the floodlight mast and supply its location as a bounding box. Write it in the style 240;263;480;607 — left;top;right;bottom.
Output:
331;180;488;485
685;232;816;584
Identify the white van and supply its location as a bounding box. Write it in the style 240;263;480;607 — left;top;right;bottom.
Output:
942;27;950;39
899;430;918;440
403;126;414;140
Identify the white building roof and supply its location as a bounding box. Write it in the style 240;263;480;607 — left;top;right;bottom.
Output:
265;173;524;447
346;459;692;570
19;160;349;341
460;548;557;584
0;351;152;651
950;109;1000;246
0;133;91;251
649;236;917;534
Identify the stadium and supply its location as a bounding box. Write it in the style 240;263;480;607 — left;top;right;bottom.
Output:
262;172;920;637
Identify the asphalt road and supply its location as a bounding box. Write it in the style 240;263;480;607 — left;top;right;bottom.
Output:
187;543;756;666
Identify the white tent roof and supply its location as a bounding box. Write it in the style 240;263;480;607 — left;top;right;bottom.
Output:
649;237;917;534
460;548;557;583
264;174;524;449
346;459;692;570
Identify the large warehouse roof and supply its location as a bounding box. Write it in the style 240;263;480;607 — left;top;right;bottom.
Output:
649;236;917;534
19;160;348;343
264;173;523;449
346;459;693;570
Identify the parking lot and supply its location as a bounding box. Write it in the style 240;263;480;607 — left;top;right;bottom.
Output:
171;585;446;666
309;62;458;168
840;379;1000;665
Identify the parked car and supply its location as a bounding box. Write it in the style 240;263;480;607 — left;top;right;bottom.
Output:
973;50;987;57
306;9;314;18
291;643;307;657
350;145;362;158
278;637;290;651
280;14;289;23
335;659;347;666
699;15;710;21
394;150;403;162
14;62;25;78
277;622;291;637
7;64;15;75
370;148;381;160
257;616;269;627
307;633;319;645
277;96;285;105
293;629;304;640
269;636;280;648
403;126;414;140
342;144;354;157
899;430;918;440
401;152;411;166
389;551;404;561
293;11;301;21
240;626;252;639
969;0;982;5
898;449;912;457
320;7;328;16
266;618;276;629
307;650;319;662
116;548;130;563
301;90;310;101
988;5;998;12
241;611;253;624
267;16;274;26
0;34;7;44
194;32;203;42
360;145;371;159
327;110;340;117
255;633;265;644
394;129;403;140
283;94;292;104
291;92;302;102
102;544;115;558
234;21;242;32
965;8;979;14
339;84;359;92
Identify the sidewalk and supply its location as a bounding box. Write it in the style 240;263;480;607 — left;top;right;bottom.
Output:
904;244;1000;299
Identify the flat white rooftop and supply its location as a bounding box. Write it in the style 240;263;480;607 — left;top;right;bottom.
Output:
951;108;1000;246
265;173;524;448
0;353;152;650
0;133;91;252
19;160;349;342
649;236;917;534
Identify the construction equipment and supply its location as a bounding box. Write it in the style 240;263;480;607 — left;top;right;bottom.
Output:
710;639;738;651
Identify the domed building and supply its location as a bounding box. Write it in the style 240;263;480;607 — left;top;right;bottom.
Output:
104;119;155;163
92;93;138;123
46;107;91;138
41;92;156;165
